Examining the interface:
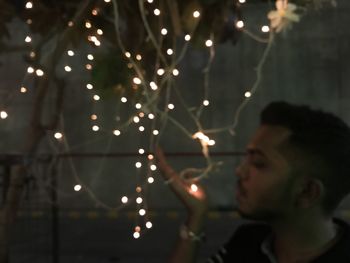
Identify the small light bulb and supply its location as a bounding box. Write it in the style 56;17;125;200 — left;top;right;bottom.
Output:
97;29;103;35
93;95;100;101
166;49;173;55
148;113;155;119
64;66;72;72
54;132;63;139
85;21;92;28
203;100;209;106
86;64;92;70
150;82;158;90
74;184;82;191
139;148;145;154
147;177;154;184
91;114;97;120
26;19;32;25
133;232;140;239
92;125;99;131
87;54;94;60
239;0;246;3
29;51;36;58
113;130;121;136
0;111;8;119
104;0;111;2
261;25;270;33
244;91;251;98
136;54;142;61
136;197;143;204
157;68;165;76
147;0;153;3
146;221;153;228
139;126;145;132
133;116;140;123
27;67;34;73
125;52;131;58
135;162;142;168
20;86;27;93
68;21;74;27
172;69;179;76
190;184;198;192
148;154;154;160
136;186;142;193
92;9;98;16
168;104;175;110
153;9;160;16
121;97;127;103
25;36;32;43
86;83;93;90
150;164;157;171
135;103;142;109
184;34;191;41
161;28;167;35
205;39;213;47
236;20;244;29
121;196;128;203
36;69;44;76
133;77;142;85
25;1;33;9
153;130;159;135
208;140;216;146
139;209;146;216
193;10;200;18
138;112;145;118
67;50;74;56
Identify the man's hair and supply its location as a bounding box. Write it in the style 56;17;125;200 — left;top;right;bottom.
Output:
260;101;350;215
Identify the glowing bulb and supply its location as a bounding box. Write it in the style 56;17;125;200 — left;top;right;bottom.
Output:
136;54;142;61
86;83;93;89
239;0;246;3
104;0;111;2
133;116;140;123
27;67;34;73
138;112;145;118
150;82;158;90
94;40;101;46
92;125;99;131
203;100;209;106
0;111;8;119
133;232;140;239
205;39;213;47
148;113;155;119
166;49;173;55
136;186;142;193
113;130;121;136
121;196;128;203
168;104;175;110
87;54;94;60
135;103;142;109
74;184;82;191
135;162;142;168
26;19;32;24
97;29;103;35
148;177;154;184
261;25;270;33
147;0;153;3
153;130;159;135
54;132;63;139
25;36;31;43
154;9;160;16
67;50;74;56
190;184;198;192
139;148;145;154
91;114;97;120
86;64;92;70
136;197;143;204
64;66;72;72
208;140;216;146
193;11;200;18
125;52;131;58
139;209;146;216
93;95;100;101
161;28;168;35
157;68;165;76
146;221;153;228
25;1;33;9
68;21;74;27
20;86;27;93
121;97;127;103
29;51;36;58
172;69;179;76
36;69;44;76
133;77;142;85
184;34;191;41
85;21;92;28
139;126;145;132
150;164;157;171
244;91;251;98
148;154;154;160
236;20;244;29
92;9;98;16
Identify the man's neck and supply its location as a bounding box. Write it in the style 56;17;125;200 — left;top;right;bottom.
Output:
271;217;338;263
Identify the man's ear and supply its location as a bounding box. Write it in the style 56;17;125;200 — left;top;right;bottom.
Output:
296;178;324;209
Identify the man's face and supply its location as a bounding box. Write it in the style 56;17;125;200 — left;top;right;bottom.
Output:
235;124;300;222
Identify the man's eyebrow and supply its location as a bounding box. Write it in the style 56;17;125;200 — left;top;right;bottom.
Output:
246;148;266;157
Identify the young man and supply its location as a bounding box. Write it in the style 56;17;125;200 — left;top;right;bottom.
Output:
156;101;350;263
